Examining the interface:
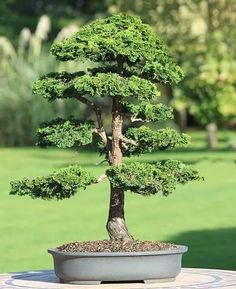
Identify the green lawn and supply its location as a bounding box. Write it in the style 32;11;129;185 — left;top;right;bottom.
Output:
0;133;236;272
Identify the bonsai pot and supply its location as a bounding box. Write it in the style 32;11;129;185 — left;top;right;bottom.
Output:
48;245;188;284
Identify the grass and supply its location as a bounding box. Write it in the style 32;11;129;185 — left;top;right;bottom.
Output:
0;130;236;272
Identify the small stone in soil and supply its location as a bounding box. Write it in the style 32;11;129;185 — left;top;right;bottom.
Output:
57;240;177;253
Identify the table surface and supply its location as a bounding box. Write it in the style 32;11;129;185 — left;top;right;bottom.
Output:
1;268;236;289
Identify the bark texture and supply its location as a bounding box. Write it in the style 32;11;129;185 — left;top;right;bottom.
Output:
179;108;187;132
106;184;133;241
106;96;133;241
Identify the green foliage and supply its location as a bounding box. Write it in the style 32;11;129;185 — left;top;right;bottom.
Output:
73;73;160;100
51;14;183;84
32;72;83;101
10;164;96;200
106;160;201;196
124;126;190;156
123;101;173;122
140;61;183;84
10;14;199;214
37;117;94;148
33;71;160;101
50;14;161;62
178;32;236;125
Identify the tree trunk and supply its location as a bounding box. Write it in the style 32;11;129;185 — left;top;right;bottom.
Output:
106;184;133;241
106;97;133;241
179;108;187;132
163;83;174;103
206;122;218;149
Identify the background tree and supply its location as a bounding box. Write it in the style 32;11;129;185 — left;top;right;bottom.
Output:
10;14;201;241
108;0;236;148
172;0;236;148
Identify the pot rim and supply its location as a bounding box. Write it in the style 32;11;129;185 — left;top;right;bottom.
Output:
48;244;188;257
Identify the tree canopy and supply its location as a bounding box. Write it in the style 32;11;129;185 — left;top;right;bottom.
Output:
10;14;201;240
51;14;183;84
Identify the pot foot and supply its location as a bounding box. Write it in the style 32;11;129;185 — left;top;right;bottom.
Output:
60;278;101;285
144;277;175;283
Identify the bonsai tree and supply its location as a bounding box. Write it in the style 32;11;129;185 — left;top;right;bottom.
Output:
10;14;200;243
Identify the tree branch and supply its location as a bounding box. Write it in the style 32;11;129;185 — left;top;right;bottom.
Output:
130;117;149;123
96;174;108;183
75;95;107;144
121;136;138;146
95;159;107;166
121;142;128;150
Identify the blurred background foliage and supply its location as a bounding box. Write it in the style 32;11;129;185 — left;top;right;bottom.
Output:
0;0;236;147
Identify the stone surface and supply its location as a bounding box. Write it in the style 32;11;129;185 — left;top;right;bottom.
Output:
0;268;236;289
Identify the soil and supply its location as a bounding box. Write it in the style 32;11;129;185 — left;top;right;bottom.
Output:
57;240;178;253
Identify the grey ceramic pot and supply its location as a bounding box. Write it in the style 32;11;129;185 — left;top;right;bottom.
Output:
48;245;187;285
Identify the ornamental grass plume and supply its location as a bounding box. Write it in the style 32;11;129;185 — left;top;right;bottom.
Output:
0;16;83;146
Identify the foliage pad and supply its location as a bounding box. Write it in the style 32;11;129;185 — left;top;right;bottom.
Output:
37;117;94;148
33;71;160;101
124;102;173;122
73;73;160;100
107;161;201;196
10;165;96;200
123;126;190;156
51;14;183;84
32;72;82;101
